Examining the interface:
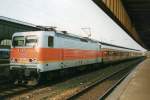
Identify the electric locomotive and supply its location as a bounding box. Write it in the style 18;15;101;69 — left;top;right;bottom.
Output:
10;30;102;85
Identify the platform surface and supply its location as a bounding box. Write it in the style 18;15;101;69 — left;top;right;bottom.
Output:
106;58;150;100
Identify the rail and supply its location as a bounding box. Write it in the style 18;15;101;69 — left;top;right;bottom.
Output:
99;71;130;99
67;66;133;100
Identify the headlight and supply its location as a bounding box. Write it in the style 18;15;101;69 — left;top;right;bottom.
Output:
10;58;17;63
29;58;37;64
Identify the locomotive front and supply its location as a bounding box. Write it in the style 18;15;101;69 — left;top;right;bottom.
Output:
10;32;43;85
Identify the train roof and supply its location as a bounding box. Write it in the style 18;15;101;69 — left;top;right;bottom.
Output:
56;31;99;43
100;42;140;52
13;30;99;44
35;26;100;43
13;30;141;52
58;31;141;51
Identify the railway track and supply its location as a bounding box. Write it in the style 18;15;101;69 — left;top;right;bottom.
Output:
99;71;129;100
67;63;133;100
0;58;143;100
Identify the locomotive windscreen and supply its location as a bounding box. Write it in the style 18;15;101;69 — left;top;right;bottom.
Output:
12;35;37;47
13;36;24;47
26;36;37;47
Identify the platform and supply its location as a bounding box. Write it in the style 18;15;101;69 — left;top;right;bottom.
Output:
106;58;150;100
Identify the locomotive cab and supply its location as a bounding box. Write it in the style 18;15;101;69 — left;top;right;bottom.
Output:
10;31;55;85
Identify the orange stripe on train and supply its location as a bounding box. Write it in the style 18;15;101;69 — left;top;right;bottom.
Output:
10;48;103;61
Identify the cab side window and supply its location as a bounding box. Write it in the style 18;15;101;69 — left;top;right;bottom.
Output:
48;36;54;47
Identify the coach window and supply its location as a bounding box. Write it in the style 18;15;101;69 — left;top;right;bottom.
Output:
48;36;54;47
